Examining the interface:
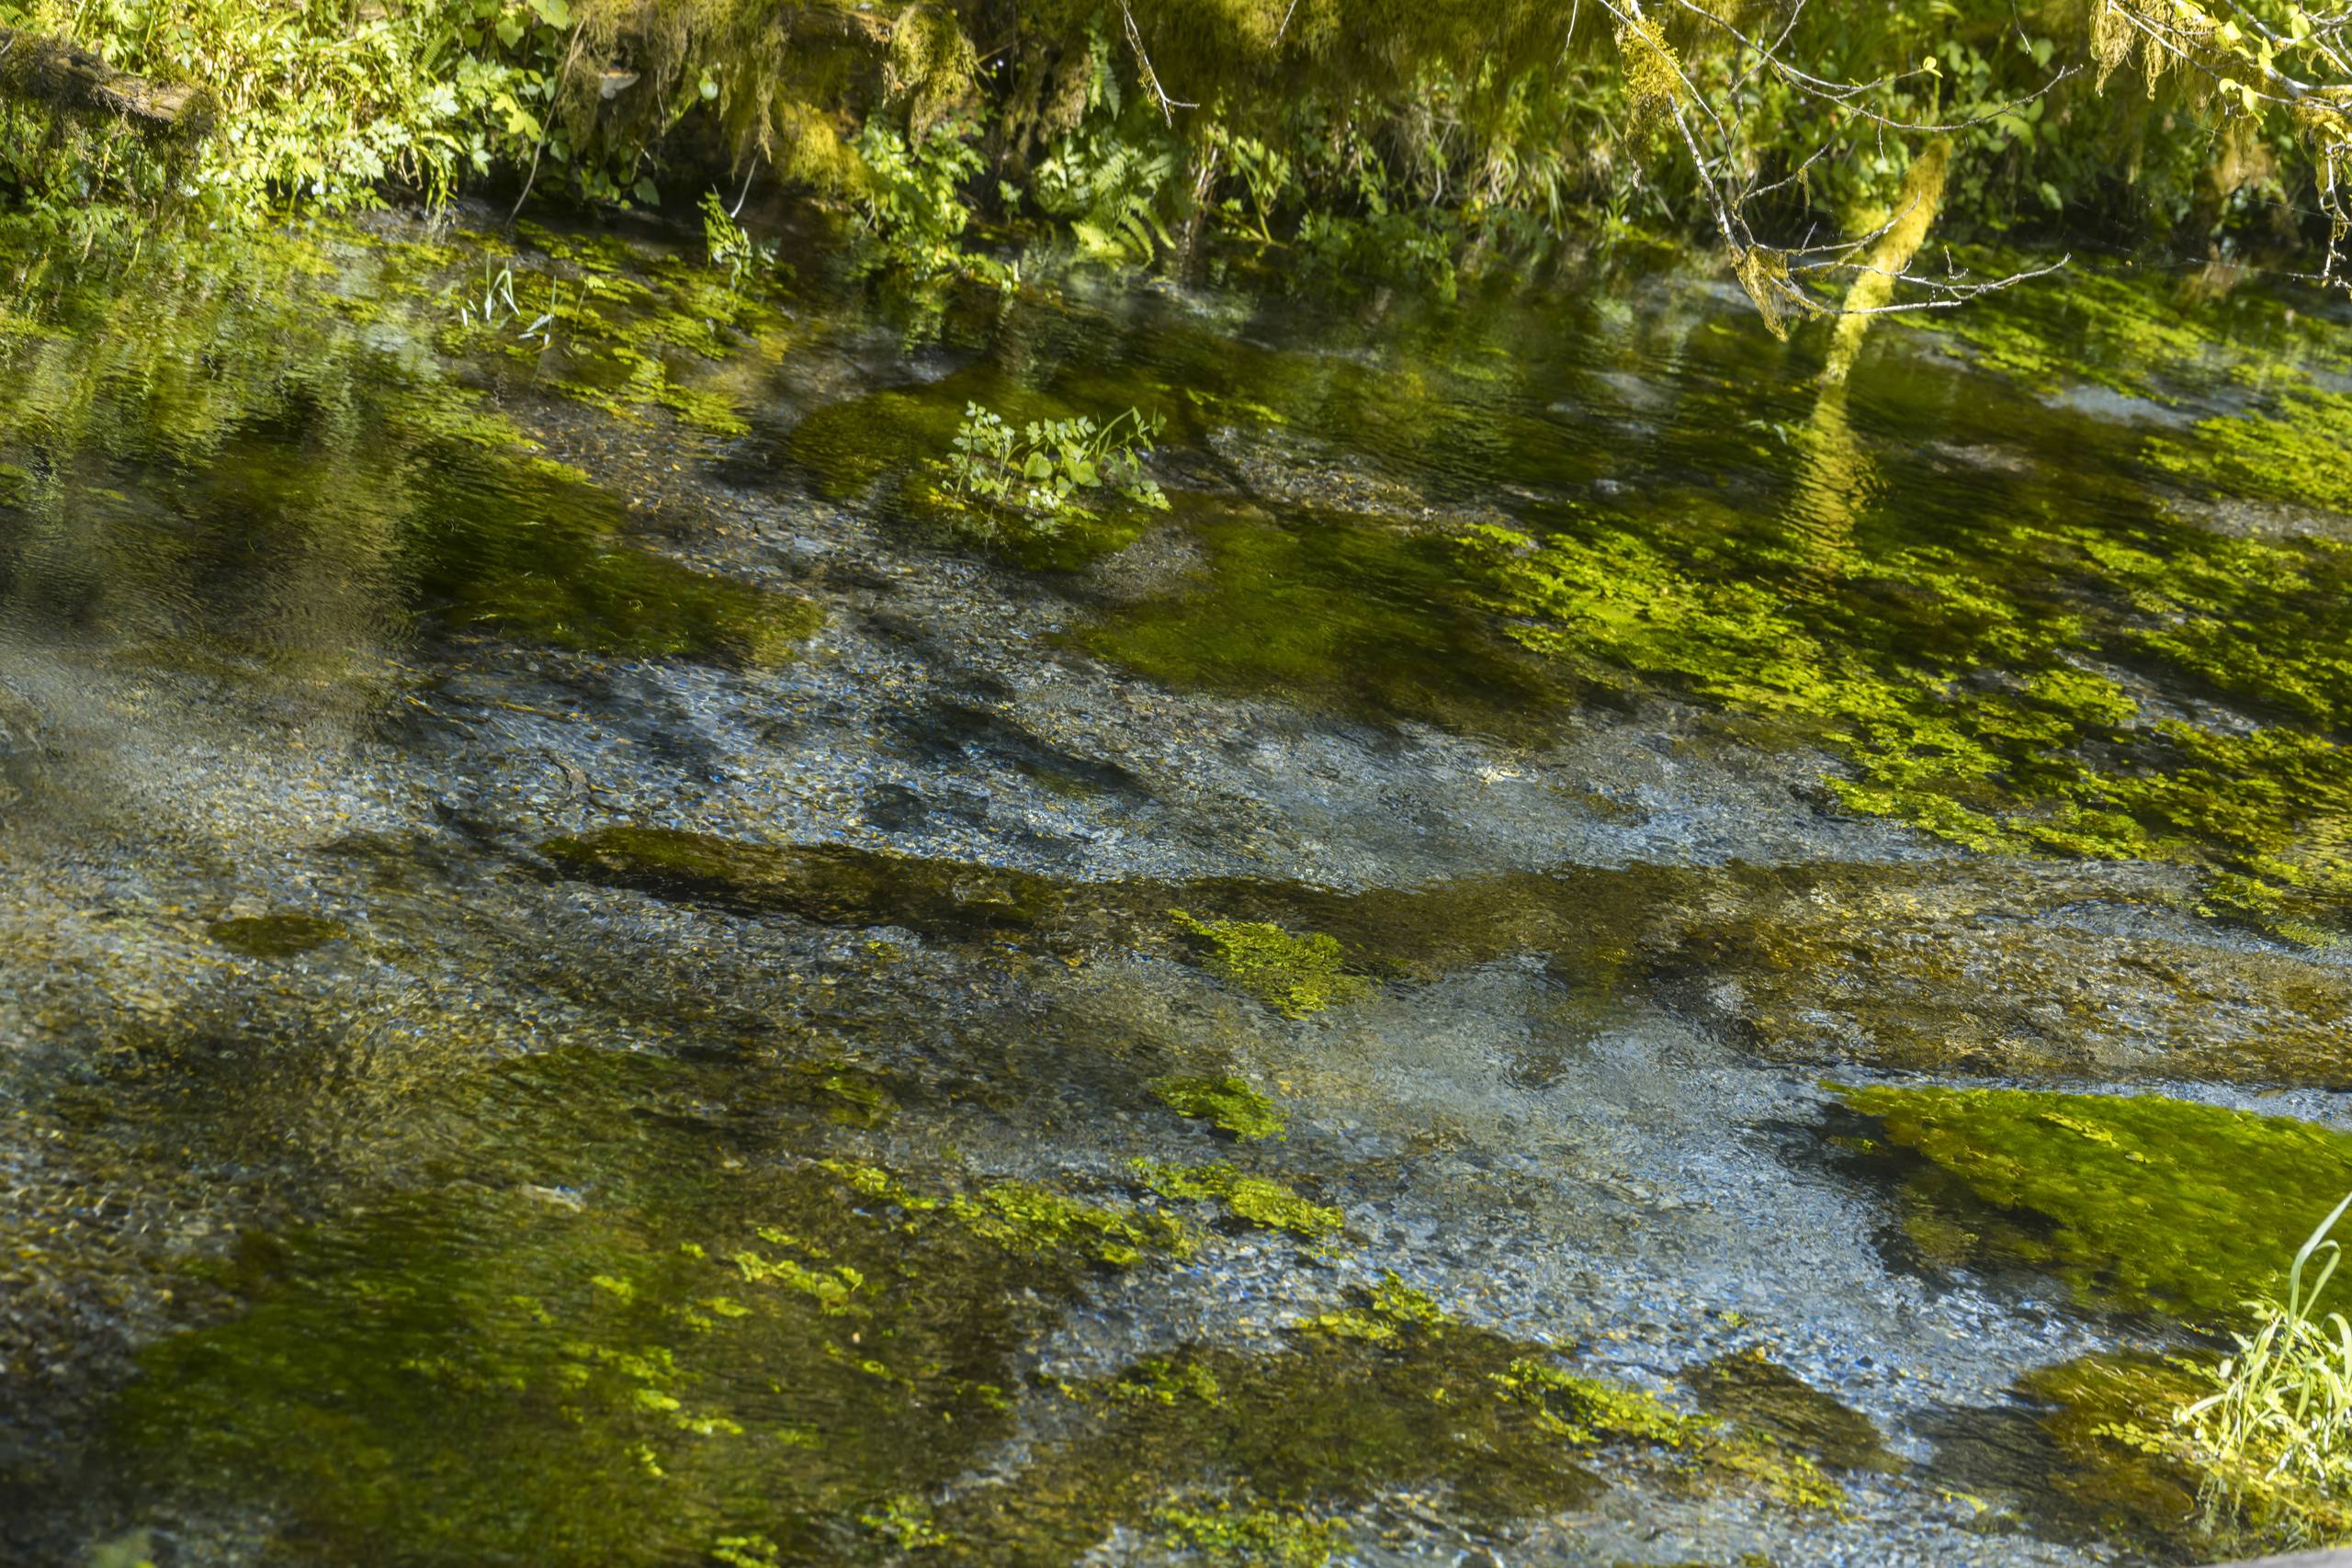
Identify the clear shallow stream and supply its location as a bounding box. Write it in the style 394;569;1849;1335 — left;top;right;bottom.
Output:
0;209;2349;1567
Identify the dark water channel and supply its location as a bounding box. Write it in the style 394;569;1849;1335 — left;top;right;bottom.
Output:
1;208;2350;1567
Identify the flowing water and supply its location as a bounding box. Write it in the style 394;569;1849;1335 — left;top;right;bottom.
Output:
1;208;2349;1568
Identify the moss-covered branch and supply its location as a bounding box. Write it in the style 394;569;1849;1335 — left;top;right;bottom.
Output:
0;25;209;135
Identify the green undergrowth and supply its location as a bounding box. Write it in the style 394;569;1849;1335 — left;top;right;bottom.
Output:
785;373;1168;570
1169;910;1369;1019
1837;1084;2352;1324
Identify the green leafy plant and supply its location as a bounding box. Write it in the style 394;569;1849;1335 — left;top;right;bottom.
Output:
944;402;1168;525
1034;121;1179;265
854;117;1011;285
698;190;774;287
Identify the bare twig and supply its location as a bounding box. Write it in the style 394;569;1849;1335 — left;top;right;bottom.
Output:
1120;2;1197;123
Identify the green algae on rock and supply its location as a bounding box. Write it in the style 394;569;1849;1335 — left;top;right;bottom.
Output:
108;1046;1214;1568
542;828;1065;939
1132;1159;1343;1242
205;913;347;960
1078;504;1559;737
1683;1348;1903;1474
1169;910;1370;1019
1150;1074;1287;1140
1838;1084;2352;1323
1955;1352;2222;1560
1151;1495;1351;1567
120;1177;1036;1568
1457;355;2352;940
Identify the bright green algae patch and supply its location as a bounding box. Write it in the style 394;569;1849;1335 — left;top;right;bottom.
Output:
1838;1084;2352;1323
1151;1074;1287;1140
1133;1159;1344;1241
1170;910;1370;1019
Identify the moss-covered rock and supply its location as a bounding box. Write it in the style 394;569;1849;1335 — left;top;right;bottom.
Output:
1838;1083;2352;1323
1132;1159;1343;1241
542;828;1065;938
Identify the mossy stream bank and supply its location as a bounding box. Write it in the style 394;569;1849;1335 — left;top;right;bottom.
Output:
3;208;2351;1567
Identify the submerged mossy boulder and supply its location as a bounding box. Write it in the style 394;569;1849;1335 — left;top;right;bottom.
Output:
1683;1349;1902;1475
2004;1348;2352;1562
120;1173;1038;1567
206;912;347;959
1078;505;1559;737
1838;1084;2352;1323
944;1269;1839;1563
542;828;1066;939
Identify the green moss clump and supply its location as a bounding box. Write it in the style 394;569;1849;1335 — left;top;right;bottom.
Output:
947;1182;1195;1269
1838;1083;2352;1323
1150;1075;1287;1140
1132;1159;1343;1241
1988;1353;2220;1558
1151;1496;1351;1566
206;913;347;959
1451;288;2352;942
1490;1356;1708;1449
120;1179;1027;1567
1297;1270;1458;1343
1684;1350;1900;1474
1170;910;1370;1019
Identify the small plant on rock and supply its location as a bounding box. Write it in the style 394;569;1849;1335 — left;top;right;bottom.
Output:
2172;1189;2352;1543
944;402;1168;529
699;190;774;288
